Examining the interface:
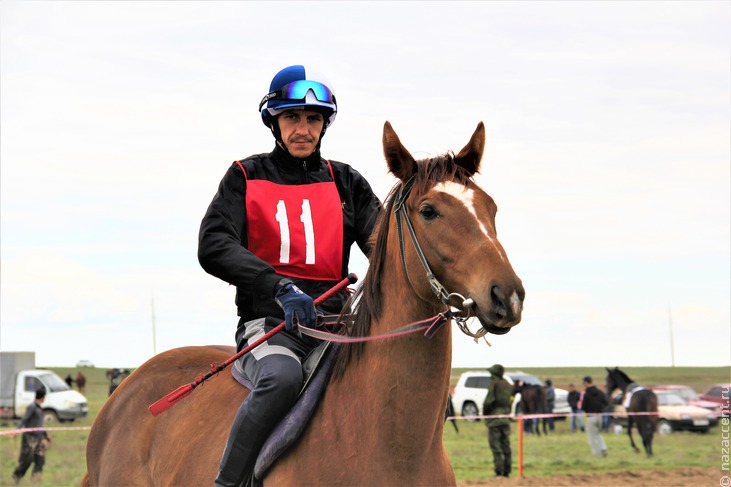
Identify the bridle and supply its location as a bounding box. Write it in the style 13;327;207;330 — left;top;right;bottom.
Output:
392;176;488;341
299;176;492;345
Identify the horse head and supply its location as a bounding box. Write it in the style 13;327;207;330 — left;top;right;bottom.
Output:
381;121;525;335
606;366;632;393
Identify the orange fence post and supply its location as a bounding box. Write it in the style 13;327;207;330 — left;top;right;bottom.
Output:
517;416;524;479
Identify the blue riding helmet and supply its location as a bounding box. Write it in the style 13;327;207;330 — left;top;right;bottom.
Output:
259;65;338;128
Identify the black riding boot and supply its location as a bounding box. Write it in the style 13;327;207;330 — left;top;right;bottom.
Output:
215;354;302;487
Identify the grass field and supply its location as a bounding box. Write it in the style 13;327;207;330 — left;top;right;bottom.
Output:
0;365;728;486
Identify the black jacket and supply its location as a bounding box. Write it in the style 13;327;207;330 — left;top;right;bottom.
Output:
18;402;46;438
568;390;581;409
582;385;609;413
198;145;381;328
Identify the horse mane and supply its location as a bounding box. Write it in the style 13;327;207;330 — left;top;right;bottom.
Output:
331;153;473;380
608;367;634;390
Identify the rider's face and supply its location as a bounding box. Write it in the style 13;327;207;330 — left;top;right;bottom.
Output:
276;109;324;158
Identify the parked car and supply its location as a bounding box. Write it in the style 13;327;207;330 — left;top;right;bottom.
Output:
451;371;515;421
650;385;719;413
699;383;730;412
451;370;571;422
76;360;95;368
611;389;717;434
505;371;571;417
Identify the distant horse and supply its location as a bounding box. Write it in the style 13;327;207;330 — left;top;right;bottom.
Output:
75;371;86;394
605;367;658;457
519;384;547;435
84;121;525;486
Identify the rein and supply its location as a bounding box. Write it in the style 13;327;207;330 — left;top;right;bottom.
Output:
393;176;488;341
298;311;454;342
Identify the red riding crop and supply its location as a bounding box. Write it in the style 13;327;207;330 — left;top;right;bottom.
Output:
148;273;358;416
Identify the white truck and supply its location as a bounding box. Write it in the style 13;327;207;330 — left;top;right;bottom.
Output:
0;351;89;423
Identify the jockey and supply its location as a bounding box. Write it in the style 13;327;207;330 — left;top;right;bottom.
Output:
198;65;381;487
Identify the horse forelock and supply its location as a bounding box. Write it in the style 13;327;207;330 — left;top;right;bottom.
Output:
413;153;473;195
332;154;472;380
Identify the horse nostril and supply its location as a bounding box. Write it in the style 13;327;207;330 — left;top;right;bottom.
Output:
491;285;507;318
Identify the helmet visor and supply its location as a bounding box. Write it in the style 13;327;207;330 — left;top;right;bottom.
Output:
259;80;335;110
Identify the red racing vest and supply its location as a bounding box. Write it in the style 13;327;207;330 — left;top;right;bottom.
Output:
238;160;344;281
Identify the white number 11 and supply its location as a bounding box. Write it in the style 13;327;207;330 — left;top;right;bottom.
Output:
275;199;315;265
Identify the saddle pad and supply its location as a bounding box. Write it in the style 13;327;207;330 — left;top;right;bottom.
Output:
231;342;340;479
622;383;645;408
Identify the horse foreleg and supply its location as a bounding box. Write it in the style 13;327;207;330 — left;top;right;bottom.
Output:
627;416;639;453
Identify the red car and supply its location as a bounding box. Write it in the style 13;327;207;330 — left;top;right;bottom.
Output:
699;384;731;413
650;385;721;413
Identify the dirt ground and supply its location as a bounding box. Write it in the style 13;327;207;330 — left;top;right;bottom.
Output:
457;467;726;486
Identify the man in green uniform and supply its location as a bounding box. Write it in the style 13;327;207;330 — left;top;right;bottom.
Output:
12;388;50;484
483;364;513;478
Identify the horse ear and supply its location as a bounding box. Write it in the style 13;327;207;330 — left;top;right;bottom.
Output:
453;122;485;176
383;121;417;182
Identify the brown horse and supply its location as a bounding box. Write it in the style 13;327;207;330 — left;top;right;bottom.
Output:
519;384;548;435
84;121;525;486
75;371;86;394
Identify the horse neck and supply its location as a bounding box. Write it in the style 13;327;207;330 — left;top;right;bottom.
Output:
338;241;453;433
612;374;631;392
378;229;452;380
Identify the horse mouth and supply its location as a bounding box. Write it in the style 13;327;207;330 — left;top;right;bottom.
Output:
482;321;512;335
473;304;514;336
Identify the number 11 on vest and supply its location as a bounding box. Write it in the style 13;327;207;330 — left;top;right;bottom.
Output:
276;199;316;265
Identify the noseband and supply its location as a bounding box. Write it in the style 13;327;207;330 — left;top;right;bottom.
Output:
393;176;488;341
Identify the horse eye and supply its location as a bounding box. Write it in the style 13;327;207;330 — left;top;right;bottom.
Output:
419;205;439;221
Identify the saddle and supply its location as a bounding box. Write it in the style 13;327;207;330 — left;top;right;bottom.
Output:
622;382;645;408
231;341;340;480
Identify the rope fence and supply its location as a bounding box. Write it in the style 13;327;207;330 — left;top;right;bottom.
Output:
0;426;91;436
447;410;665;479
448;411;660;421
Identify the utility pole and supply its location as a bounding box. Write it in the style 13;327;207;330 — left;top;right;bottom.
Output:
668;305;675;367
151;295;157;356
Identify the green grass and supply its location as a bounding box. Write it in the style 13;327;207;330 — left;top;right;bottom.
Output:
0;366;728;486
443;419;721;482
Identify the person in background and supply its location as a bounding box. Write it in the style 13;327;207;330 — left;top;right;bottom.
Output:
482;364;513;478
198;64;381;487
545;378;556;432
581;375;608;457
64;374;73;388
12;388;51;484
567;383;585;432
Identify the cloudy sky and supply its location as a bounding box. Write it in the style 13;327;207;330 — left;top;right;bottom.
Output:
1;1;729;370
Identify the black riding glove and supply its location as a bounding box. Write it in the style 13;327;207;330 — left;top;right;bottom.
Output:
275;282;317;331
